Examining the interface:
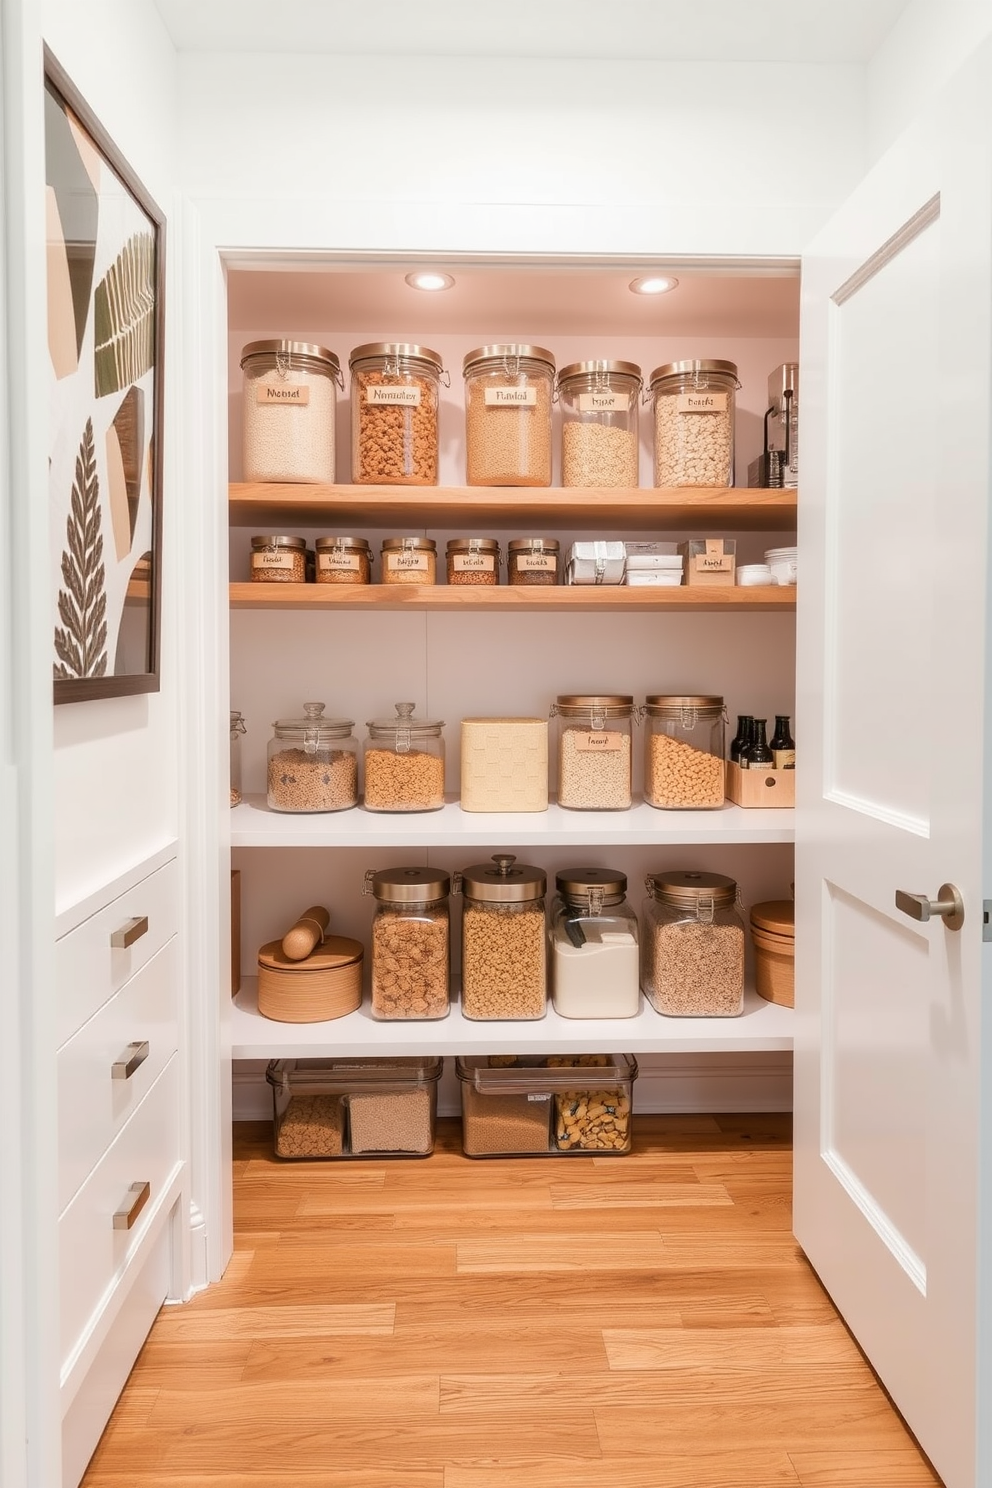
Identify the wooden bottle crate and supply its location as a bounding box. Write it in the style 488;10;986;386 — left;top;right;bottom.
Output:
725;760;795;808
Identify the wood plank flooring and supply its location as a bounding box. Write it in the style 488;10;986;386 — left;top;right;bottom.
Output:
82;1114;943;1488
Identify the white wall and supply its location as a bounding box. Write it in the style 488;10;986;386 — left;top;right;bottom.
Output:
868;0;992;160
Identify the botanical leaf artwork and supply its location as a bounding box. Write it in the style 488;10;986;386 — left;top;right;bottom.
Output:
93;231;155;397
54;417;108;680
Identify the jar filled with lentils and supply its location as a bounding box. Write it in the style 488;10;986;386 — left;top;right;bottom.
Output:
458;855;547;1021
558;360;641;488
641;870;744;1017
250;534;308;583
363;702;445;812
446;537;501;586
552;694;634;810
349;343;444;486
642;694;727;809
365;867;451;1020
314;536;372;585
464;345;555;486
507;537;560;586
380;536;437;585
649;359;739;488
266;702;358;813
240;340;342;484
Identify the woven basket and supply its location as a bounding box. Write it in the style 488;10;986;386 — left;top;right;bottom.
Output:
258;936;363;1023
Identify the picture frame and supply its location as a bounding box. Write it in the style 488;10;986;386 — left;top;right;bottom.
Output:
44;47;165;703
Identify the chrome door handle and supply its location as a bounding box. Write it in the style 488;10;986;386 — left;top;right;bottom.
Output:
895;883;965;931
110;916;148;949
113;1181;150;1231
111;1041;149;1080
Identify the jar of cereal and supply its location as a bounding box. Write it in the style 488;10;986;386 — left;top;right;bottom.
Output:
266;702;358;813
464;345;555;486
649;359;739;488
642;694;726;809
349;343;444;486
363;702;445;812
365;866;451;1020
240;341;342;483
551;695;634;811
641;870;744;1016
558;360;641;488
459;855;547;1021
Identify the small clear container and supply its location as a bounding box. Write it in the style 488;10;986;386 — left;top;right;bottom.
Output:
363;701;445;812
558;360;641;488
456;1054;638;1156
549;868;640;1018
365;867;451;1020
464;344;555;486
250;534;307;583
642;694;727;809
458;855;547;1021
314;536;372;585
266;1056;443;1159
349;343;444;485
230;710;246;807
266;701;358;813
507;537;560;586
240;340;342;483
642;870;745;1017
446;537;501;586
649;359;739;488
551;695;634;810
380;536;437;586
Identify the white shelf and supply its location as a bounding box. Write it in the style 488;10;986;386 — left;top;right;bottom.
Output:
232;978;793;1058
230;794;795;847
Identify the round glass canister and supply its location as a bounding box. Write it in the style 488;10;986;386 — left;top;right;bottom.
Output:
464;345;556;487
649;359;740;488
250;534;307;583
642;694;727;809
349;343;444;486
230;710;246;807
314;536;372;585
365;866;451;1020
550;868;640;1018
558;360;641;488
507;537;560;587
380;536;437;586
363;702;445;812
642;870;745;1017
446;537;501;587
551;695;634;810
459;855;547;1021
266;702;358;814
240;341;342;484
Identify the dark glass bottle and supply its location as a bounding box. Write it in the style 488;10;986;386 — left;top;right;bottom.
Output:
744;718;774;768
770;715;796;770
730;715;754;766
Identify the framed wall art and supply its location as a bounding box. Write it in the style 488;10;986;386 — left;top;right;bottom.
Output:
44;48;165;703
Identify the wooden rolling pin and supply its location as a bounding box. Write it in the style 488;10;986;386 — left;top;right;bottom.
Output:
281;905;330;961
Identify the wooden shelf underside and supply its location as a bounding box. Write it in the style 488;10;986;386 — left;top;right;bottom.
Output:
231;582;795;612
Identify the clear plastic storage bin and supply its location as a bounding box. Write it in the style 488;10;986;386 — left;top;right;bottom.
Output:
267;1057;443;1159
456;1054;638;1156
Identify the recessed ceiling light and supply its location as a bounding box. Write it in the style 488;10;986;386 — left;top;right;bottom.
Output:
405;271;455;292
629;275;679;296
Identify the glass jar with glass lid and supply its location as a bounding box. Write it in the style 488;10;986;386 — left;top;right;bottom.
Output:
463;345;556;486
365;867;451;1020
642;694;727;809
230;710;246;807
349;343;445;485
551;695;634;810
558;360;641;488
363;701;445;812
458;855;547;1021
240;340;342;483
648;359;740;487
641;870;744;1016
266;702;358;813
550;867;640;1018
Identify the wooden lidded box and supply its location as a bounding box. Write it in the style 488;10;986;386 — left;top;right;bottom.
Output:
678;537;736;586
460;717;549;812
750;900;795;1007
257;935;363;1022
725;760;795;808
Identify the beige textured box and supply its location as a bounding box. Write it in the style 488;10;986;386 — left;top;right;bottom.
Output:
460;718;549;812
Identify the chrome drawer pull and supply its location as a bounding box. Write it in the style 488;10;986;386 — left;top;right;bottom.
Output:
111;1041;150;1081
113;1181;150;1231
110;916;148;950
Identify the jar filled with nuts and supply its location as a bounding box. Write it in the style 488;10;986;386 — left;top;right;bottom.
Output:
363;701;445;812
507;537;560;586
464;345;555;486
250;534;308;583
349;343;444;486
266;702;359;813
458;855;547;1021
552;695;634;810
380;536;437;586
550;868;640;1019
230;710;246;808
240;340;342;484
558;360;641;488
642;695;727;809
314;536;372;585
649;359;740;488
445;537;501;586
642;870;745;1017
365;867;451;1020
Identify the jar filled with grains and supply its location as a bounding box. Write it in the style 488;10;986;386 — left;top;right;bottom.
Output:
642;694;727;809
365;867;451;1020
558;360;641;488
642;870;745;1017
380;536;437;586
445;537;501;586
550;869;640;1019
230;710;246;807
649;359;740;488
250;534;308;583
507;537;560;586
458;855;547;1021
349;343;444;486
552;694;634;810
266;702;358;813
314;536;372;585
363;701;445;812
240;341;342;484
464;345;555;486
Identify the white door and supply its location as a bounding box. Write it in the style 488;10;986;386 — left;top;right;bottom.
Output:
794;37;992;1488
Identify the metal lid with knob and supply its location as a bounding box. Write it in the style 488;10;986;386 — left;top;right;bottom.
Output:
364;866;452;904
460;855;546;903
646;869;738;910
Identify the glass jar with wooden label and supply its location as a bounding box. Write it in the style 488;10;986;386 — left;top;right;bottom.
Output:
240;340;342;483
250;534;308;583
507;537;560;586
314;536;372;585
445;537;501;586
557;360;641;488
349;343;444;486
463;345;555;486
380;536;437;586
649;359;740;487
551;695;634;810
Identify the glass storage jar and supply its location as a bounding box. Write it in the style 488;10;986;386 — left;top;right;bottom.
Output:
240;340;342;483
349;343;444;485
507;537;560;586
380;536;437;586
552;695;634;810
558;360;641;488
642;694;727;809
230;710;246;807
464;344;555;486
365;867;451;1020
459;855;547;1021
550;868;640;1018
642;870;745;1017
363;701;445;812
445;537;501;586
314;536;372;585
250;534;307;583
649;359;740;488
266;701;358;813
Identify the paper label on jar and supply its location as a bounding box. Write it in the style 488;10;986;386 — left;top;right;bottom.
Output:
577;391;628;412
366;385;422;405
484;386;537;406
452;553;495;572
317;552;361;572
256;384;310;406
251;550;296;571
516;554;557;572
676;392;728;413
386;551;430;572
574;731;624;752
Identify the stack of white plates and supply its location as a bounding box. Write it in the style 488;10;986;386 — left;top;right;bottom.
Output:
764;546;797;585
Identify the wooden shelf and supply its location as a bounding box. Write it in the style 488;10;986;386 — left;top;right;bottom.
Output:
230;582;795;612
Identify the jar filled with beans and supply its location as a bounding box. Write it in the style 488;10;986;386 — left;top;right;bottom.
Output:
642;694;726;809
363;701;445;812
250;534;308;583
349;343;444;486
380;536;437;585
507;537;560;586
558;360;641;488
642;870;744;1017
365;867;451;1020
266;702;358;813
551;694;634;810
649;359;740;488
240;340;342;484
314;536;372;585
464;345;555;486
445;537;501;586
458;855;547;1021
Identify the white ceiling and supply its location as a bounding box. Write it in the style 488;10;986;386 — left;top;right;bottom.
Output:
155;0;908;62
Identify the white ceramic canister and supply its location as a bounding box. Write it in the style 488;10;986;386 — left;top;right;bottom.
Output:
765;547;797;585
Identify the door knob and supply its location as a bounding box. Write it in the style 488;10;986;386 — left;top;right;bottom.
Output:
895;883;965;931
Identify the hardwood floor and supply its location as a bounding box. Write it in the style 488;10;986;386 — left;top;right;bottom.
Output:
82;1114;942;1488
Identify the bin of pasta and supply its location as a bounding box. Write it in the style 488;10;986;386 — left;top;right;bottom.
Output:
363;701;445;811
642;870;745;1017
458;855;547;1020
642;695;726;809
266;1057;442;1159
266;702;358;813
349;343;443;486
365;866;451;1020
455;1054;637;1157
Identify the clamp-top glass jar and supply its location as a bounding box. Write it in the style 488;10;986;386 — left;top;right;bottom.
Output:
649;359;740;488
642;694;727;809
446;537;501;587
240;340;342;483
507;537;560;586
552;695;634;810
642;870;744;1017
550;868;640;1018
558;360;641;488
363;702;445;812
459;855;547;1021
230;710;246;807
349;343;444;486
365;867;451;1020
314;536;372;585
266;702;358;814
464;345;555;486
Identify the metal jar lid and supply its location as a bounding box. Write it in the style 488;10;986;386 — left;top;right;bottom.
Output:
463;344;556;376
251;534;307;551
240;340;341;375
647;870;737;910
555;694;634;718
314;536;371;553
461;855;546;903
349;342;443;373
368;866;451;904
644;694;724;716
272;701;354;740
381;536;437;553
649;358;738;389
446;537;500;554
558;359;642;384
556;867;627;905
508;537;560;554
366;700;444;737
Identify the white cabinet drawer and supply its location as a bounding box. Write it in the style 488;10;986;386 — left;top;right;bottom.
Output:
57;857;178;1046
59;1056;181;1371
58;938;179;1213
